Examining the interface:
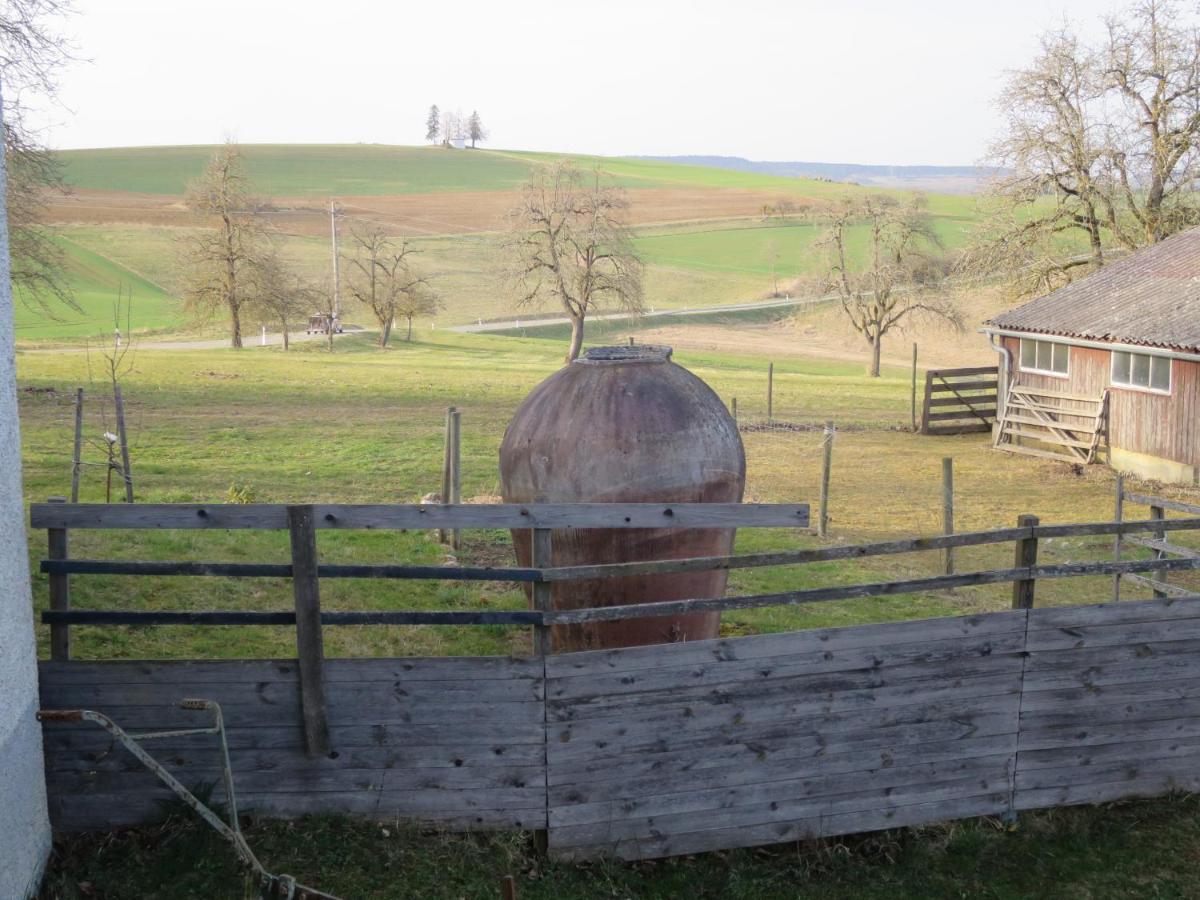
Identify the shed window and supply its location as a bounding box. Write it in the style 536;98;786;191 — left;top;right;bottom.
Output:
1112;351;1171;393
1019;339;1068;375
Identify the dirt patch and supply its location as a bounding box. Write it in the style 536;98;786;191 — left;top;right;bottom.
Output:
43;187;822;237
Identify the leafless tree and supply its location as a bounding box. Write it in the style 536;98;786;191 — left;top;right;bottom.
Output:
342;225;431;347
175;142;272;348
503;161;644;363
249;250;317;350
821;195;961;377
969;1;1200;294
1102;0;1200;245
394;279;440;341
1;0;76;314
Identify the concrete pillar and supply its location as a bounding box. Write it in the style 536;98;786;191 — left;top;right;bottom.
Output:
0;88;52;897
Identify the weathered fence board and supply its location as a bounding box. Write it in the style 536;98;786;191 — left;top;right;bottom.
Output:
920;367;999;436
543;613;1026;860
39;656;547;832
1014;597;1200;812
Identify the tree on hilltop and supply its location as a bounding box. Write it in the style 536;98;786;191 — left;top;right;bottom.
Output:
176;142;273;348
468;110;487;148
503;161;644;363
425;104;440;143
821;195;960;377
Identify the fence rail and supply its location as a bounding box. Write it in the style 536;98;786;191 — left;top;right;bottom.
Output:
920;366;999;435
1113;482;1200;603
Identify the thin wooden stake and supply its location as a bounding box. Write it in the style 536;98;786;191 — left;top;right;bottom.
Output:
910;343;918;432
1112;473;1125;602
818;422;834;537
288;505;331;757
113;384;134;503
731;396;737;423
450;409;462;551
437;406;456;543
70;388;84;503
47;496;70;661
767;362;774;423
1150;504;1168;599
942;457;955;575
1012;513;1040;610
920;370;934;435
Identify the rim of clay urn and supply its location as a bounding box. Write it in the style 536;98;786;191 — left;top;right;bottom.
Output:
575;345;673;365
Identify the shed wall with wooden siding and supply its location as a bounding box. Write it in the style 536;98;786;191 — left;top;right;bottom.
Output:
1000;336;1200;468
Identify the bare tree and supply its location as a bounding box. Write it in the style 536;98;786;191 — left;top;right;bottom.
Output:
468;110;487;148
342;225;430;347
1102;0;1200;246
176;142;272;348
394;279;440;341
425;104;440;143
822;195;961;377
503;161;644;363
1;0;76;314
249;250;316;350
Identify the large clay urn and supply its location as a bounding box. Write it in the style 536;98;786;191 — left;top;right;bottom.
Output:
499;345;745;651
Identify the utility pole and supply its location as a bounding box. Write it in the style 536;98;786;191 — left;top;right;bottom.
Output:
329;200;341;328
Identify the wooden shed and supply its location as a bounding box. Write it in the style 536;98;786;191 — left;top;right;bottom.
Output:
982;229;1200;485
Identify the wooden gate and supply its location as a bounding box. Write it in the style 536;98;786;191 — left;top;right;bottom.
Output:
920;367;998;435
994;384;1108;464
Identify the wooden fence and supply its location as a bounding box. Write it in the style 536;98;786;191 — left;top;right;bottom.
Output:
920;366;999;435
29;500;1200;859
1113;484;1200;601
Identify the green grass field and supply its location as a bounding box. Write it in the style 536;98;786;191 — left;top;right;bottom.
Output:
13;236;181;339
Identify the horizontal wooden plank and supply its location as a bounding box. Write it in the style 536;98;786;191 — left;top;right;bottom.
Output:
40;656;544;684
1025;596;1200;630
1121;574;1197;598
928;366;999;378
928;379;997;392
1000;425;1094;450
1024;616;1200;652
30;502;810;531
1010;385;1103;403
1020;695;1200;732
1123;536;1200;559
42;609;541;627
1014;772;1200;813
924;423;993;435
1016;715;1200;752
550;754;1013;830
41;559;542;582
996;444;1083;464
1019;675;1200;712
546;610;1027;678
928;395;999;408
999;413;1100;435
1018;734;1200;772
925;408;996;422
1122;492;1200;515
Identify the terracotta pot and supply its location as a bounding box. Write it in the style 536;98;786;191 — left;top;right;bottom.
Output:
499;345;745;650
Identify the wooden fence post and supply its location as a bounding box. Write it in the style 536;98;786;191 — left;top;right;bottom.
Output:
531;528;553;656
113;384;134;503
70;388;84;503
47;496;70;661
1150;503;1168;599
287;505;331;757
1012;514;1040;610
919;370;934;435
818;422;834;538
730;396;737;424
910;343;918;432
437;406;456;543
942;457;955;575
1112;473;1125;602
767;362;774;423
450;409;462;551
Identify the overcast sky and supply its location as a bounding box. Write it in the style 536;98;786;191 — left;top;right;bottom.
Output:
29;0;1116;166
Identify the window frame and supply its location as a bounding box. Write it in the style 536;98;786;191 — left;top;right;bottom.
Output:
1110;349;1172;396
1018;338;1070;379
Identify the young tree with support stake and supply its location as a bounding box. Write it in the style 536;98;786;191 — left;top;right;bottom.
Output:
821;194;961;378
503;161;644;363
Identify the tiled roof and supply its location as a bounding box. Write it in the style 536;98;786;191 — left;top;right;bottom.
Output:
984;227;1200;352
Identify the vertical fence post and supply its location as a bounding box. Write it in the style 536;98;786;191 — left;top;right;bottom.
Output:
818;422;834;538
1112;473;1125;602
531;528;553;656
1150;504;1168;599
113;384;134;503
767;362;774;423
47;496;70;661
287;504;331;757
919;371;934;435
1012;514;1040;610
437;406;456;543
942;457;955;575
731;396;737;424
910;343;918;432
70;388;84;503
450;409;462;551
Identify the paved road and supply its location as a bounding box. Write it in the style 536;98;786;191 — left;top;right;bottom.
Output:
447;296;824;333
